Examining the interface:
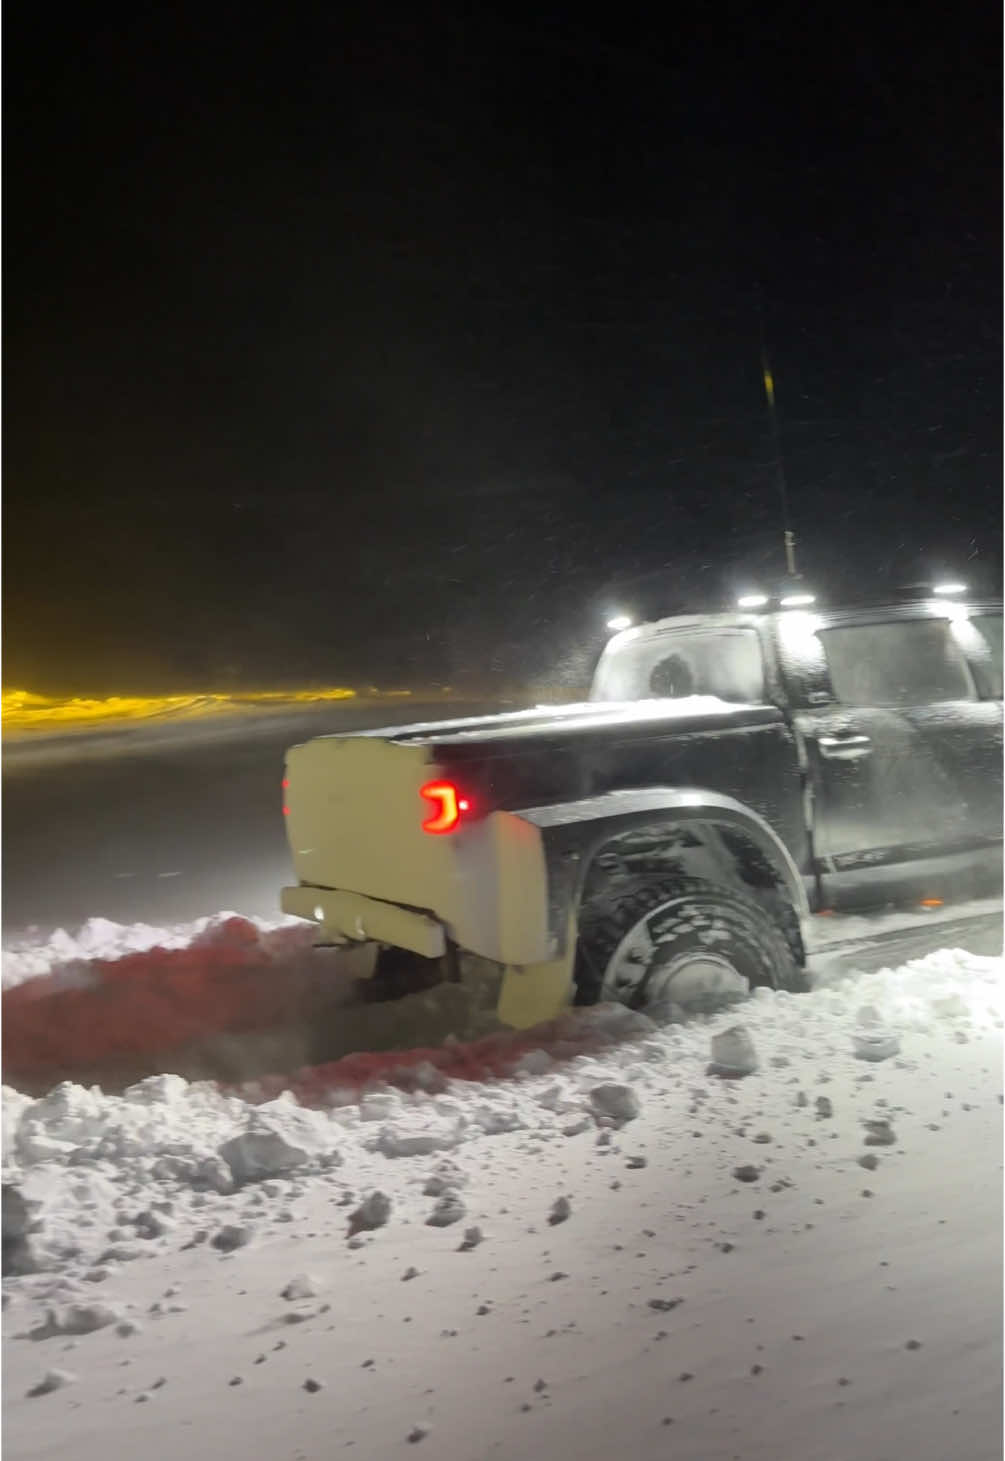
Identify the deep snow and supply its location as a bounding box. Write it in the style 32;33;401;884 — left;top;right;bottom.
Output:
3;923;1002;1461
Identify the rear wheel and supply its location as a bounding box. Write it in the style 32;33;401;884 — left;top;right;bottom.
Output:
574;875;807;1017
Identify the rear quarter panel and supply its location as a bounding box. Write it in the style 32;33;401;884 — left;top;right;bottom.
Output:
581;717;806;866
437;711;808;871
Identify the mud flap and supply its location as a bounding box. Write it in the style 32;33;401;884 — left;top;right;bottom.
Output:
495;917;577;1030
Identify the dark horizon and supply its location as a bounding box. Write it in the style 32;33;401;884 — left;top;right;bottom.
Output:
5;8;1001;695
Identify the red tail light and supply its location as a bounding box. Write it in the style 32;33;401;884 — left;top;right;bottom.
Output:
420;781;471;834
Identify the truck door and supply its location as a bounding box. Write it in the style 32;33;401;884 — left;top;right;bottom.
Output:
779;609;1003;905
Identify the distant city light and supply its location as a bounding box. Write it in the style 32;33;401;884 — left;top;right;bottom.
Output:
779;593;817;608
737;594;769;609
606;614;633;631
932;582;967;597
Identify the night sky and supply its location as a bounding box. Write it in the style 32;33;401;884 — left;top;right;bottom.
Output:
6;8;1001;694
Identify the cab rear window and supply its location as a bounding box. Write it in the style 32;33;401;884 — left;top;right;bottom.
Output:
818;619;976;707
592;629;765;704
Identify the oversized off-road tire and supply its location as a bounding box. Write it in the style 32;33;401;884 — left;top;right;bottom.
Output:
574;875;807;1017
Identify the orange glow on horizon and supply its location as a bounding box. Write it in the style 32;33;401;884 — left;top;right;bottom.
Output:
2;685;366;734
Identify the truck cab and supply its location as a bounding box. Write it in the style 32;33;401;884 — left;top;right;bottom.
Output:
592;593;1003;910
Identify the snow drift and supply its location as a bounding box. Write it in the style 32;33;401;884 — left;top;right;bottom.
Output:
0;911;663;1096
2;928;1001;1461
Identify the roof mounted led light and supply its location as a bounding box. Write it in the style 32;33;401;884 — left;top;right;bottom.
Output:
932;582;967;597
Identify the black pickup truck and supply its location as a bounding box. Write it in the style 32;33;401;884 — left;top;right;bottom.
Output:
280;592;1002;1029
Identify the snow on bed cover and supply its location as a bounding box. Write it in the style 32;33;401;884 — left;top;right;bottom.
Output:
1;914;344;1084
2;939;1001;1276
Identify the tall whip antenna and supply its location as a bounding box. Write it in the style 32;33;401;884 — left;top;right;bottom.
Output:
755;285;798;579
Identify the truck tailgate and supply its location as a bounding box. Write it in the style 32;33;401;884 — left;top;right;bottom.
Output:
282;733;552;965
284;734;441;909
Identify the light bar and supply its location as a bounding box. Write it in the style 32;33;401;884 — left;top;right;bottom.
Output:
606;614;633;632
737;594;769;609
779;593;816;608
932;582;967;597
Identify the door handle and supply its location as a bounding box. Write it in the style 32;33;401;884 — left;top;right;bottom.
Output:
818;733;872;760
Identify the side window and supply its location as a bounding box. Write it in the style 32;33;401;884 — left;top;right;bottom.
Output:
593;629;765;703
817;620;976;707
970;614;1003;697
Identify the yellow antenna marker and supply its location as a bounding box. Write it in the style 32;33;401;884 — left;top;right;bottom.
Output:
762;361;775;409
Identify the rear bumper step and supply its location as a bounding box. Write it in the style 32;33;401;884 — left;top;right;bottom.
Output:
280;885;447;959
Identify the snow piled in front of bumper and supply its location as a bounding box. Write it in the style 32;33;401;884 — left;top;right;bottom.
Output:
2;911;308;992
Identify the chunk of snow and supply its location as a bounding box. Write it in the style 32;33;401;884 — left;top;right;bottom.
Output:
191;1156;235;1195
422;1161;468;1196
588;1083;640;1124
548;1196;572;1225
357;1093;402;1122
511;1049;554;1077
218;1125;310;1184
426;1191;467;1227
210;1224;253;1252
535;1083;571;1112
347;1192;391;1236
852;1031;901;1062
562;1115;592;1138
2;1088;34;1165
27;1368;78;1397
133;1209;172;1240
375;1117;462;1158
280;1274;319;1301
123;1074;190;1105
29;1302;122;1339
708;1026;759;1077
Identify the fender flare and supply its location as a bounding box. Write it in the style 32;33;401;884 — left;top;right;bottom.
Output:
516;786;809;954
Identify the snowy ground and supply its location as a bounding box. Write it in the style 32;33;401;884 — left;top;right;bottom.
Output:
4;937;1002;1461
